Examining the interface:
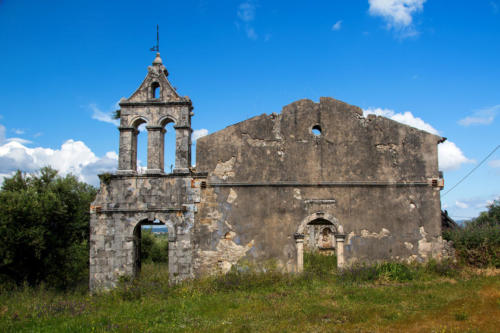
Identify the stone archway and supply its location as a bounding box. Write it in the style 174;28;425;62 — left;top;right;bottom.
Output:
294;212;346;272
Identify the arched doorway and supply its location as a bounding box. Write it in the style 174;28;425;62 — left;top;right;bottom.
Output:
295;213;346;272
132;219;169;278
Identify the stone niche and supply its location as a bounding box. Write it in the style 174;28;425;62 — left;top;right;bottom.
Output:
304;218;337;255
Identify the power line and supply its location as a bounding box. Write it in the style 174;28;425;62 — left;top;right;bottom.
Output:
442;144;500;197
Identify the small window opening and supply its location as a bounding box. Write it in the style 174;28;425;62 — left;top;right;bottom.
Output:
312;125;322;136
151;82;161;99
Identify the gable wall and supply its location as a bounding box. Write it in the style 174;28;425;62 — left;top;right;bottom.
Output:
194;97;445;273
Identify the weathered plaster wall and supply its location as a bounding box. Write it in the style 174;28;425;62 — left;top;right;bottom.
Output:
194;97;444;273
197;98;440;182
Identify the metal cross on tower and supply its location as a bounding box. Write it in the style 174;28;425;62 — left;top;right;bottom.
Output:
150;24;159;52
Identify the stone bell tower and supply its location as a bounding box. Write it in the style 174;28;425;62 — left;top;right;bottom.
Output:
89;52;203;291
117;52;193;174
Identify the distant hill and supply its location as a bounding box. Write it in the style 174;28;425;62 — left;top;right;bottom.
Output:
142;225;168;234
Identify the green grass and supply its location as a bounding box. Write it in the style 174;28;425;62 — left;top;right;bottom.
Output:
1;258;499;332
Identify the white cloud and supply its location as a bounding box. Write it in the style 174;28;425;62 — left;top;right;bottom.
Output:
192;129;209;141
0;138;117;187
458;104;499;126
237;2;256;22
363;107;438;134
0;123;32;145
246;27;258;40
0;124;6;144
80;151;119;186
489;159;500;168
491;1;499;14
237;1;259;40
6;137;32;145
12;129;24;135
90;103;119;126
441;195;500;221
446;195;500;219
363;107;473;171
438;141;474;171
368;0;426;37
332;20;343;31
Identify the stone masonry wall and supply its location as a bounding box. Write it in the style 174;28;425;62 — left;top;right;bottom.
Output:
89;174;203;290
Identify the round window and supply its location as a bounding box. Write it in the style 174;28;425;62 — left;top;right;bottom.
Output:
311;125;322;136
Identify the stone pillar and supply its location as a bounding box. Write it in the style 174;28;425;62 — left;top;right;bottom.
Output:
146;126;165;174
336;234;346;269
294;233;305;273
117;127;138;174
173;125;191;174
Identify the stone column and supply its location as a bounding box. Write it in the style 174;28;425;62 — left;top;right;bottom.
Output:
146;126;165;174
294;233;305;273
335;234;346;269
168;236;178;280
117;127;138;174
173;125;191;174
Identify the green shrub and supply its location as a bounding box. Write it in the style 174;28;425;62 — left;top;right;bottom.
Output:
151;237;169;263
375;262;415;282
140;229;168;263
444;200;500;268
0;168;96;289
140;229;155;263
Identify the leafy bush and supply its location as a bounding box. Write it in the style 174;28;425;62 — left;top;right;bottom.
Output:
444;200;500;268
0;168;97;289
140;229;168;263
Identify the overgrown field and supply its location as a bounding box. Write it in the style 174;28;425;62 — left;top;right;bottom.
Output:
1;257;499;332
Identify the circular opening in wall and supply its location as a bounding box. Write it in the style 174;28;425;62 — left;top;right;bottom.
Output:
312;125;322;136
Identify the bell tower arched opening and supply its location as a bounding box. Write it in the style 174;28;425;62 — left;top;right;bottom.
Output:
151;82;160;99
161;120;176;174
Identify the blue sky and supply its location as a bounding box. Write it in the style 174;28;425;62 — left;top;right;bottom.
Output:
0;0;499;220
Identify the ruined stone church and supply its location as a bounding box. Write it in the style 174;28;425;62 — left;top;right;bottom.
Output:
89;53;446;290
